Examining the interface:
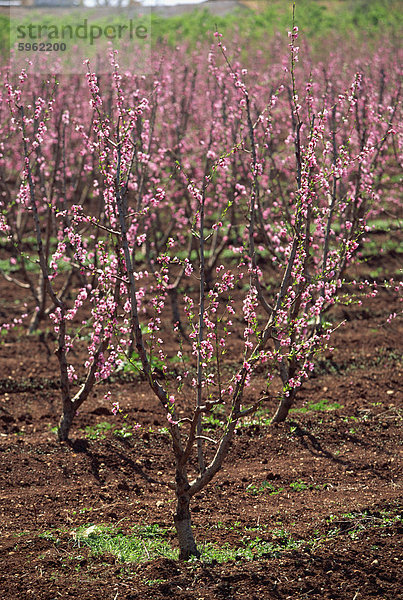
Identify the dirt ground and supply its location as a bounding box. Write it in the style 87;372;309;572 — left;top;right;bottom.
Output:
0;229;402;599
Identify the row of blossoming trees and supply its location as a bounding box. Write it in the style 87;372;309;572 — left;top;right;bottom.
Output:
0;27;401;557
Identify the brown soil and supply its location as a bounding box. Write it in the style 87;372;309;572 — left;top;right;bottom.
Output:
0;238;402;599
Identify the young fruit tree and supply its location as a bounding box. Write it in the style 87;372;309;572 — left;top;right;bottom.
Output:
2;74;124;440
77;32;398;558
0;18;399;558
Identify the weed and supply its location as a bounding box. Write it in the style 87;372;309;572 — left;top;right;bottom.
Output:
360;235;403;259
72;507;93;516
289;479;308;491
203;414;222;432
212;520;242;531
113;415;135;439
237;406;272;429
324;508;401;540
116;339;184;376
69;520;308;564
289;479;325;492
196;530;303;563
83;422;112;440
291;399;343;413
38;530;62;545
32;505;401;570
144;579;167;586
73;523;178;562
246;481;285;496
82;418;139;440
248;478;325;495
244;523;269;533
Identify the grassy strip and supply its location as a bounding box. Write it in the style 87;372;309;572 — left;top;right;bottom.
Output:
70;522;303;562
0;0;401;58
35;504;400;565
149;0;402;46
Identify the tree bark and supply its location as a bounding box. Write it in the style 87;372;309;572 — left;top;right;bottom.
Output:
28;308;44;334
57;400;75;441
174;494;200;560
28;272;46;333
271;389;297;424
169;287;189;342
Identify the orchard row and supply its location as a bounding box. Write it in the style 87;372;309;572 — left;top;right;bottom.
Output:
0;29;401;558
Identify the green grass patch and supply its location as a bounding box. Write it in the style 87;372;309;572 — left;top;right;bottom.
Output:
0;255;73;276
34;504;401;567
246;481;285;496
367;217;402;232
325;507;401;541
360;236;403;258
148;0;402;47
82;417;137;440
72;522;303;563
196;529;303;562
82;421;113;440
1;1;401;60
0;257;39;274
289;479;325;492
116;339;183;376
291;399;343;413
74;523;178;562
246;478;325;496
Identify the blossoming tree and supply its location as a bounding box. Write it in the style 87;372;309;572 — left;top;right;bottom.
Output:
0;15;400;557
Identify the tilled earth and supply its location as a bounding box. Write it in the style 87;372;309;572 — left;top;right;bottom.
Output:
0;243;402;599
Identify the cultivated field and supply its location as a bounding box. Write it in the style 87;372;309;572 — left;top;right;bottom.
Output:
0;1;402;598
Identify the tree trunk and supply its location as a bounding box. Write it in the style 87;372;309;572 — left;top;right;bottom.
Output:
29;272;46;333
174;494;200;560
271;389;297;424
169;288;189;342
57;400;75;441
28;309;43;334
